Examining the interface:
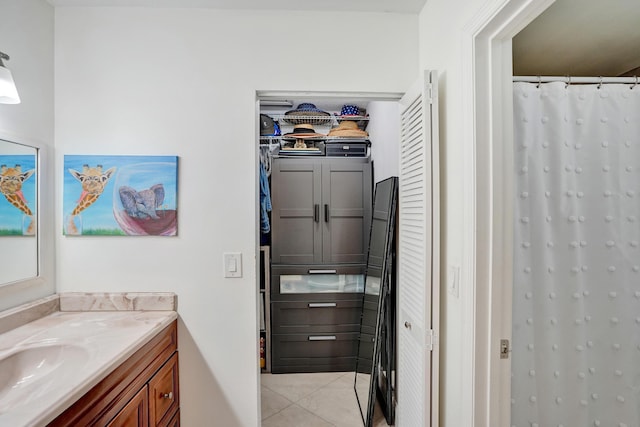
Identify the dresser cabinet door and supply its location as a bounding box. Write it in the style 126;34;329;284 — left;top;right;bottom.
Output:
271;160;322;264
321;161;372;264
149;352;179;427
106;385;149;427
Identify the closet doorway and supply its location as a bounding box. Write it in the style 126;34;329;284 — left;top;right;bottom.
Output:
256;79;439;425
256;93;401;427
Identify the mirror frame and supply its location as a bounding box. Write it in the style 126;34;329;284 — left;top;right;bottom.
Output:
354;176;398;426
0;129;54;311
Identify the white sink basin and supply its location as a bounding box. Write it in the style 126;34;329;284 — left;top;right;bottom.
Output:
0;343;90;411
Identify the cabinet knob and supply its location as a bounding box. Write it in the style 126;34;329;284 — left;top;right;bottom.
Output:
404;321;412;330
162;392;173;400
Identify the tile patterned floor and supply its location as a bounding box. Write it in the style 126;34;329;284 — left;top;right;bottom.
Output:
261;372;391;427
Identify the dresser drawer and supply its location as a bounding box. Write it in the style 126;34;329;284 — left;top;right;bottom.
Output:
271;332;359;373
271;299;363;334
271;264;365;301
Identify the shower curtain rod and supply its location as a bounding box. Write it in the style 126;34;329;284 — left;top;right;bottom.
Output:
514;75;639;85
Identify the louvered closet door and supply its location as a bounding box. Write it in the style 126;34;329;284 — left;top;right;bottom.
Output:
397;70;440;427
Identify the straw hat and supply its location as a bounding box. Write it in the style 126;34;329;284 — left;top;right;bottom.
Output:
282;123;326;139
327;121;369;138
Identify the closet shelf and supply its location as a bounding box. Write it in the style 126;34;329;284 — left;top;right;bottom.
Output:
268;114;370;127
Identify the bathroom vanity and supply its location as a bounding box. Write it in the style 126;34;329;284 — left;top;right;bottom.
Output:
0;295;178;427
48;320;179;427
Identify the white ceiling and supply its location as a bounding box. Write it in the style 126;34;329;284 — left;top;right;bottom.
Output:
513;0;640;76
47;0;428;14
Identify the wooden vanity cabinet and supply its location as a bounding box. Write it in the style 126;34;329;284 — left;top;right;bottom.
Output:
49;320;179;427
106;386;149;427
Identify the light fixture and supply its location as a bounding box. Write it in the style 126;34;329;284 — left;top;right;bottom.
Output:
0;51;20;104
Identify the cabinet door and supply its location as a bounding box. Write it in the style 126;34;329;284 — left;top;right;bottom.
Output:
271;160;322;264
149;352;179;427
321;161;372;264
106;385;149;427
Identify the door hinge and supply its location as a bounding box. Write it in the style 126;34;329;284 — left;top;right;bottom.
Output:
500;339;510;359
426;329;438;351
427;83;433;104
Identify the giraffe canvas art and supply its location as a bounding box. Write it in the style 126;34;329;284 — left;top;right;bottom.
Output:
0;155;37;236
63;155;178;236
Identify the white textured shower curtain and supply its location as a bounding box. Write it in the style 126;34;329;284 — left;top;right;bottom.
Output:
512;81;640;427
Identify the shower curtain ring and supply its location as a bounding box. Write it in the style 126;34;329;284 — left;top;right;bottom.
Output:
565;75;571;89
597;76;603;90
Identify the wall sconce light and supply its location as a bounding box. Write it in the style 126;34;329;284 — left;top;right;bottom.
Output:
0;51;21;104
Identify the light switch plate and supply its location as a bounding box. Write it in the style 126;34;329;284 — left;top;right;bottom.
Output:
223;252;242;278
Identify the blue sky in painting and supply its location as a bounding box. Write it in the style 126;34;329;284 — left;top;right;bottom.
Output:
63;155;178;231
0;155;37;230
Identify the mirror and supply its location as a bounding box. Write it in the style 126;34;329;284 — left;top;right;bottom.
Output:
0;137;38;285
354;176;398;426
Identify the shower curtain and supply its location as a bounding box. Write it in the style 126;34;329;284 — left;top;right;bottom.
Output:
512;81;640;427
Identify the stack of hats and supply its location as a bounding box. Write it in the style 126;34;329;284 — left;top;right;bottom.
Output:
283;103;331;125
282;123;326;140
281;124;325;152
327;121;369;138
327;105;369;139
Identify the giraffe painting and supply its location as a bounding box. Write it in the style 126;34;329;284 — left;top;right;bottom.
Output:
66;164;116;234
63;155;178;236
0;164;36;235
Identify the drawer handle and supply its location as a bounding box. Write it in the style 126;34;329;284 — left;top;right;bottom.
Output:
308;335;336;341
308;269;337;274
162;392;174;400
308;302;337;308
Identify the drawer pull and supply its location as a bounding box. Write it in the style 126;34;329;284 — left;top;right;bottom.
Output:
308;335;337;341
162;392;173;400
308;302;337;308
308;269;337;274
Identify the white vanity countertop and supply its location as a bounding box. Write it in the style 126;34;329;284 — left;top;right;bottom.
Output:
0;310;178;427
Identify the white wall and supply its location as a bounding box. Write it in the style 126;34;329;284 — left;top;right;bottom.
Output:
417;1;494;426
368;101;400;183
54;7;418;426
0;0;55;311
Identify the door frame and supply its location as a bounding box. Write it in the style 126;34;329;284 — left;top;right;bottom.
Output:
461;0;555;425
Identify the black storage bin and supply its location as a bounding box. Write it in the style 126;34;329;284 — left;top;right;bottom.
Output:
325;142;368;157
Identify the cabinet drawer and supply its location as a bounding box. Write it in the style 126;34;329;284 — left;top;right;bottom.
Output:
271;332;358;373
271;264;365;301
271;300;363;334
149;352;179;427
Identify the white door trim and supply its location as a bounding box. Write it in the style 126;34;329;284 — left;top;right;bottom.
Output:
460;0;555;426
